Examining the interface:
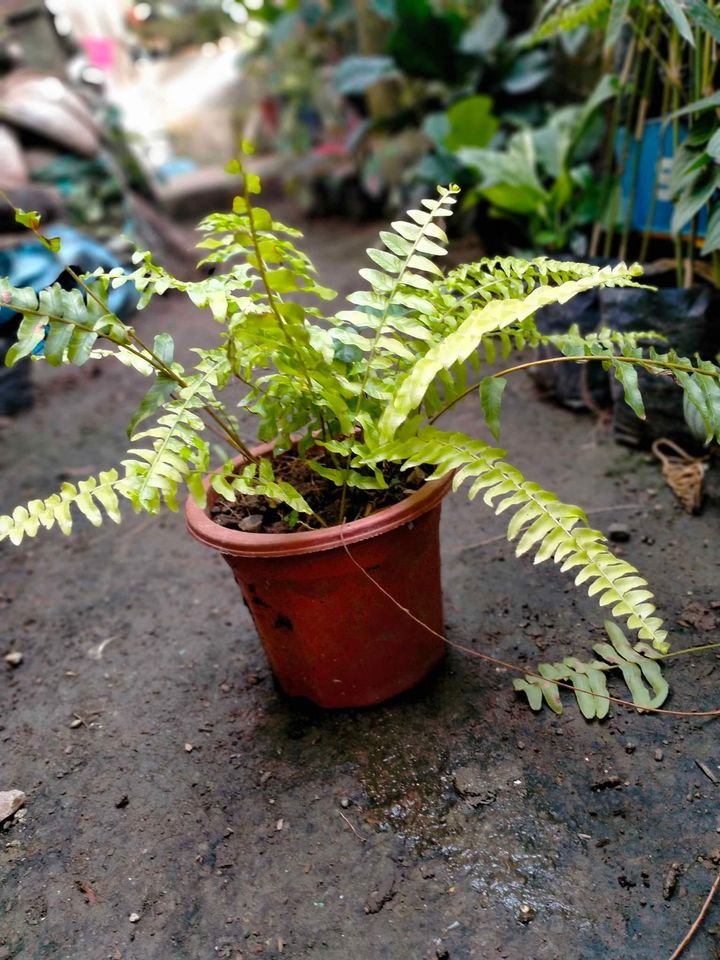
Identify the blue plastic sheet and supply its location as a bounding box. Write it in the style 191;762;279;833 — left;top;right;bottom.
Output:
0;225;138;329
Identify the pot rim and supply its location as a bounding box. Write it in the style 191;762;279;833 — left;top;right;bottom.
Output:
184;441;453;558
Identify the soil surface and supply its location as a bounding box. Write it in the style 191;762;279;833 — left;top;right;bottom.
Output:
1;209;720;960
210;451;428;534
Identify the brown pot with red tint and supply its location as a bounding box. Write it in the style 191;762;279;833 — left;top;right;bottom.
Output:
185;443;452;708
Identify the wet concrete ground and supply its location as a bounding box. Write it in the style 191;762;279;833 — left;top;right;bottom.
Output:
1;214;719;960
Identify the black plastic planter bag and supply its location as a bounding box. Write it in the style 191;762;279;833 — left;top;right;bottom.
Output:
599;284;719;449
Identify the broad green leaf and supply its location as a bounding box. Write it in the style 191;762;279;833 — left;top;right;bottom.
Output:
378;266;641;440
605;0;629;49
671;167;720;234
686;0;720;41
153;333;174;367
659;0;694;43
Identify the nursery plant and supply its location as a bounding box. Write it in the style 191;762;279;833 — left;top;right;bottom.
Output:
2;152;720;710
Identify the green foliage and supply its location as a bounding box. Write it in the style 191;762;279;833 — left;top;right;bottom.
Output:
536;0;720;273
513;620;669;718
458;75;618;252
356;427;667;650
5;159;720;687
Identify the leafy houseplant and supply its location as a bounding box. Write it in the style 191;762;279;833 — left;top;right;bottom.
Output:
2;151;720;708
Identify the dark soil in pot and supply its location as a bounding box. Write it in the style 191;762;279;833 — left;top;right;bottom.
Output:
209;447;428;534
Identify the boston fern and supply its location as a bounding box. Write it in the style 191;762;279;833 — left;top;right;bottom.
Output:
2;151;720;712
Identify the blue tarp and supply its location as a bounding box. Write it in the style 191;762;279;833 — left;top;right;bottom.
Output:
0;225;138;329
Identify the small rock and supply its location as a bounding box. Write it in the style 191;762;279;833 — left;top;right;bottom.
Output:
663;862;683;900
625;742;636;754
517;904;535;924
608;523;631;543
3;651;23;667
129;912;140;923
115;795;129;809
339;797;350;809
0;790;25;823
237;514;264;533
184;743;194;753
655;749;664;762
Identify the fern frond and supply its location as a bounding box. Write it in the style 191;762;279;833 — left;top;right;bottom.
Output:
513;620;669;718
207;460;313;515
1;277;131;368
0;470;123;545
545;329;720;442
118;361;225;512
378;262;644;441
357;427;668;651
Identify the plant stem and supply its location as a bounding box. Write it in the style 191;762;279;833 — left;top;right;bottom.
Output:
619;19;659;262
428;353;720;425
654;641;720;661
603;30;642;258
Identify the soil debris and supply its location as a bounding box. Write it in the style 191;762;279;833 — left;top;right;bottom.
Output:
0;791;25;823
452;765;497;805
3;651;23;667
364;868;398;914
210;449;427;534
663;863;683;900
695;761;719;785
591;775;622;792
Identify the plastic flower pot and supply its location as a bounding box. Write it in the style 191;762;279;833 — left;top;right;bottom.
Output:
185;444;452;708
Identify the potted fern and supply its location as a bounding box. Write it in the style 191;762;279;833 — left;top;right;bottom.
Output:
2;150;719;708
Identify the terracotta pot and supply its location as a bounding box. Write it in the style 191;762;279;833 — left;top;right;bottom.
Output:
185;443;452;708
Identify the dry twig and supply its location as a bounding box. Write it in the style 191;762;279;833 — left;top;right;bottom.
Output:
668;869;720;959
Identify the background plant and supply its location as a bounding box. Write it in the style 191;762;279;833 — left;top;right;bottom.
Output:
535;0;720;284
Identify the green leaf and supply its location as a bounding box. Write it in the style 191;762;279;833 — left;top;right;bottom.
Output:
671;167;720;234
706;128;720;162
6;313;46;365
701;205;720;255
42;320;74;366
665;90;720;123
379;265;641;440
512;678;543;711
612;360;645;419
444;96;500;152
127;374;176;438
605;0;629;49
13;208;41;231
245;173;261;195
153;333;174;367
686;0;720;41
659;0;695;44
459;4;508;55
334;55;399;95
479;377;506;440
